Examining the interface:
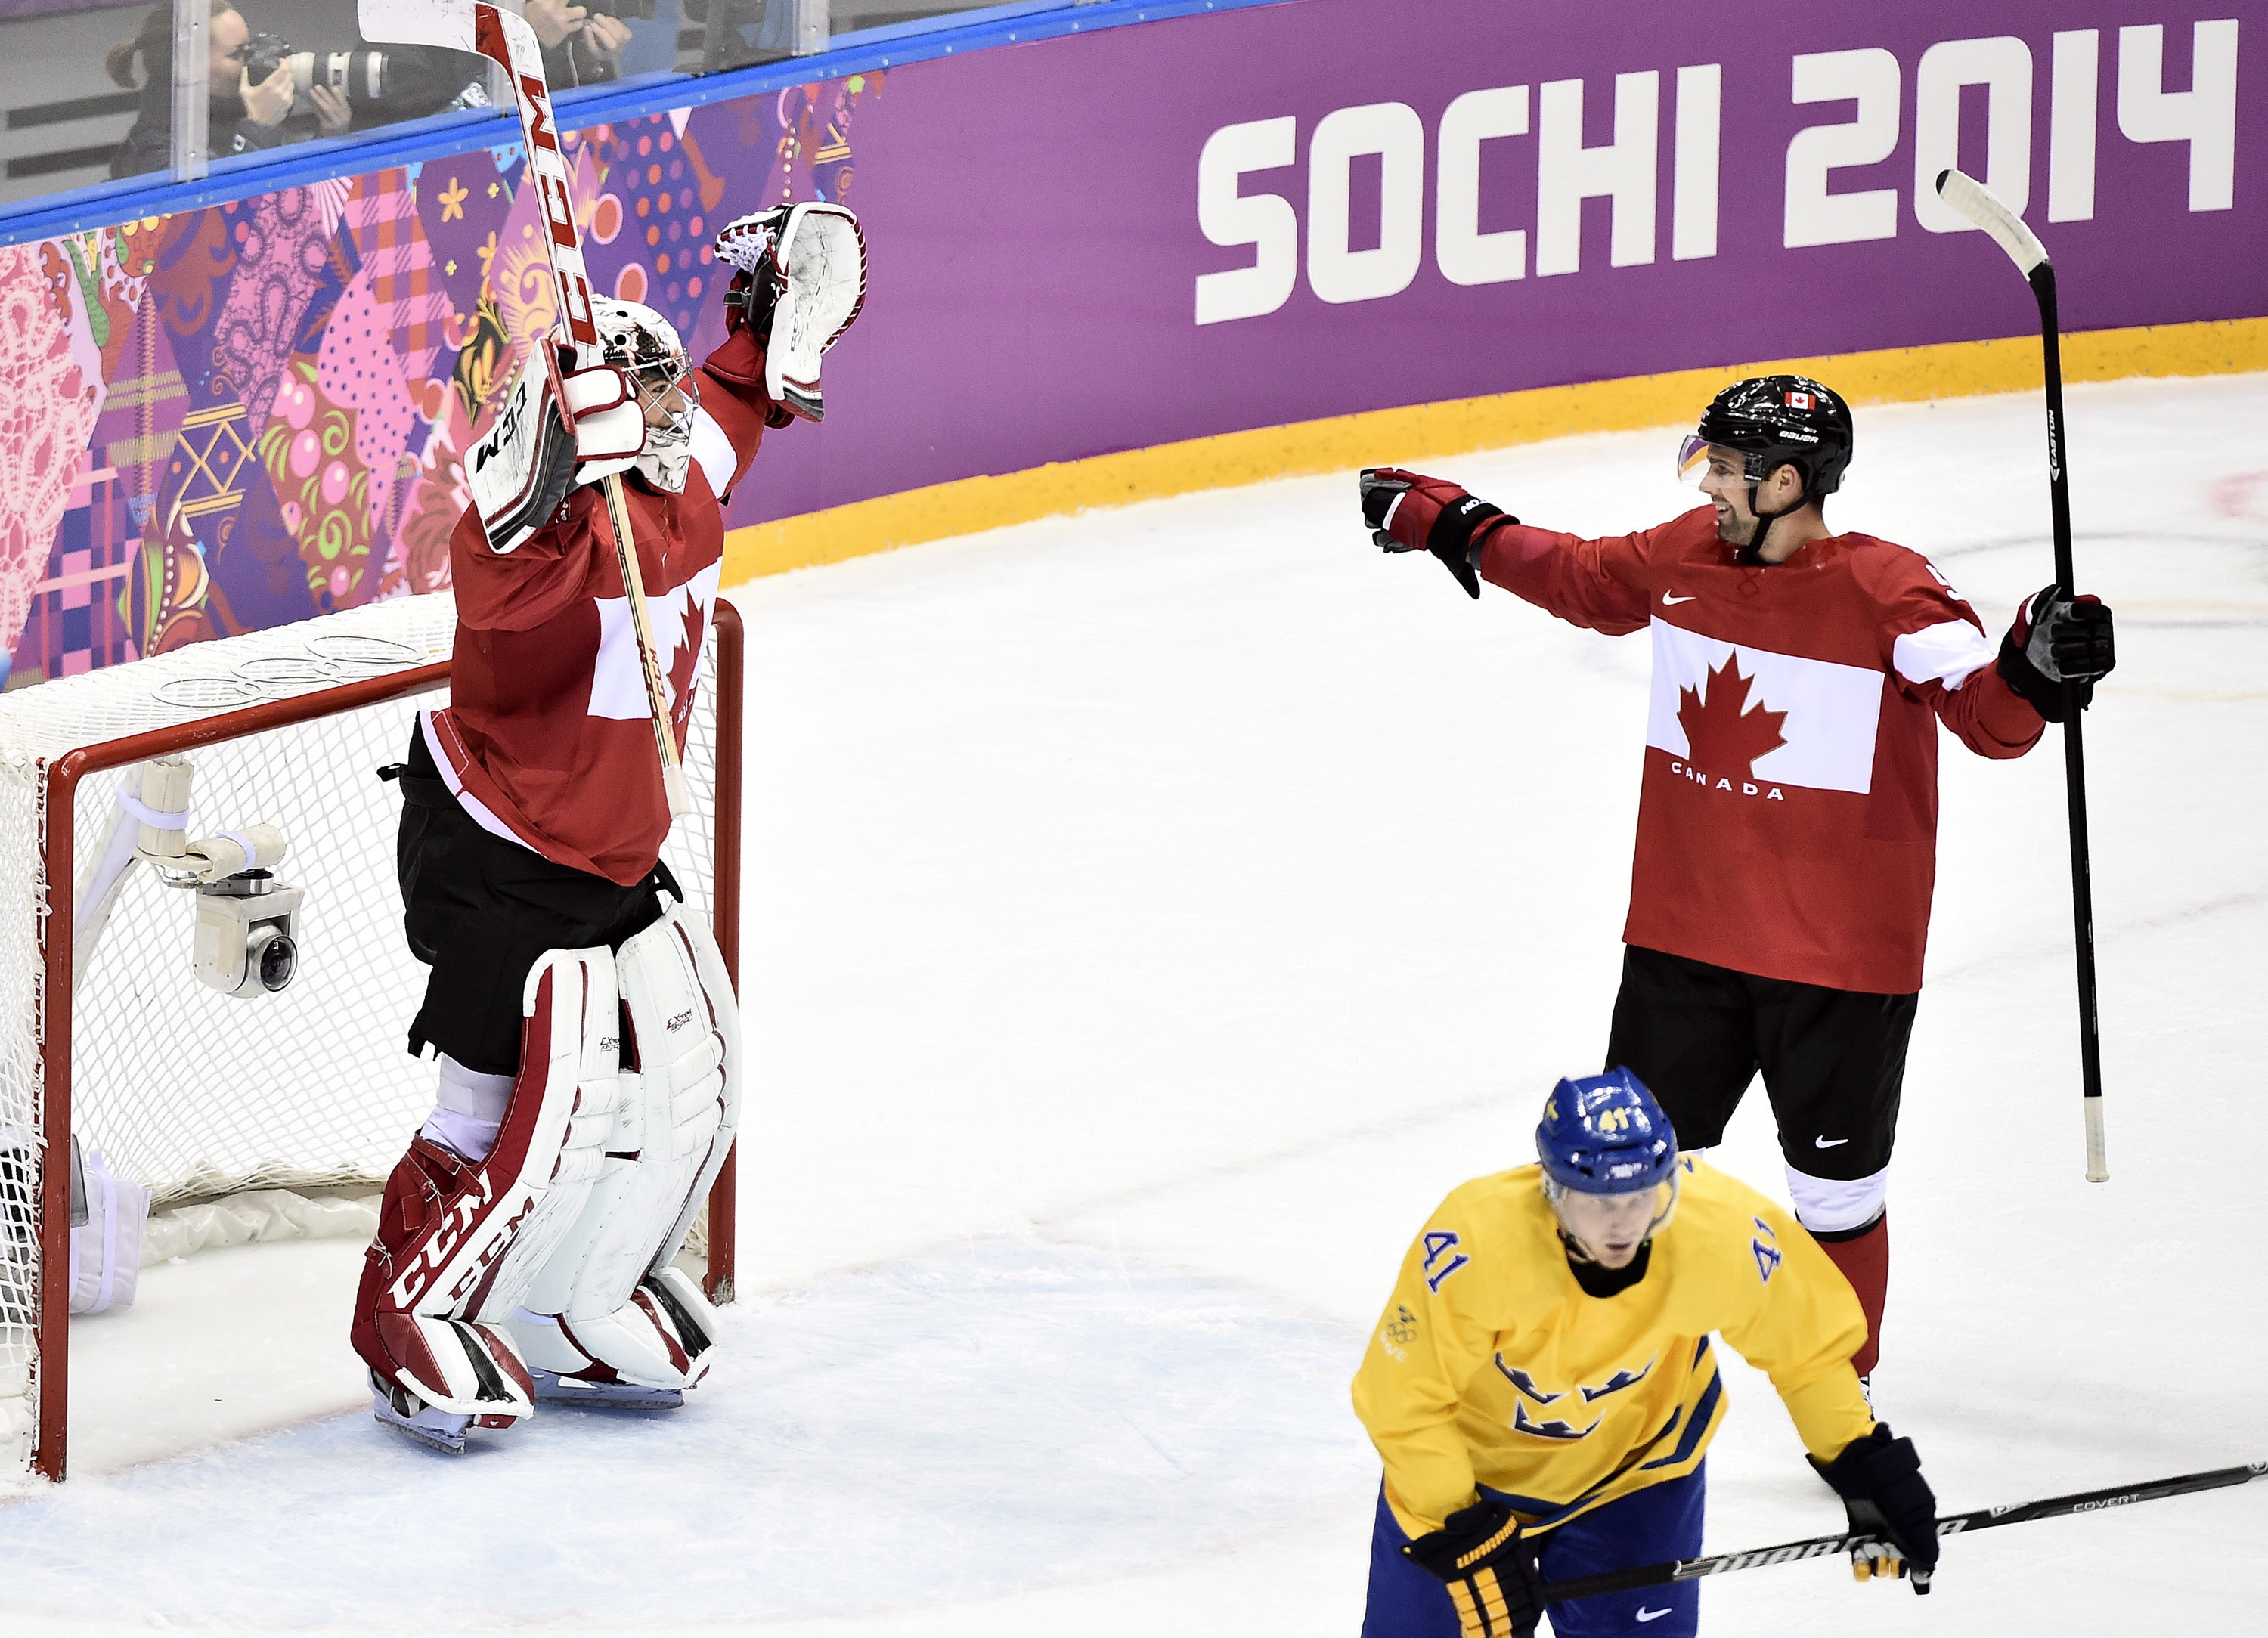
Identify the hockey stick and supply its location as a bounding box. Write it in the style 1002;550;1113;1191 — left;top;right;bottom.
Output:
1932;166;2105;1182
1537;1459;2267;1605
358;0;691;821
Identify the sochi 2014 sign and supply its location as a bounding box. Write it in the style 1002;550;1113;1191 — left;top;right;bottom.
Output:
766;0;2257;523
1195;23;2238;324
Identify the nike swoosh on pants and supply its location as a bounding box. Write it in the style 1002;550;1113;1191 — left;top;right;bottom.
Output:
1814;1136;1851;1147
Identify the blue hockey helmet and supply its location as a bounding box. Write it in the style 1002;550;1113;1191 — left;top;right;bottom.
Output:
1536;1068;1678;1196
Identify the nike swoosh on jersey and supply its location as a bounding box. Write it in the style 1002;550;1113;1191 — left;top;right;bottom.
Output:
1636;1609;1672;1622
1814;1136;1850;1147
1662;592;1697;604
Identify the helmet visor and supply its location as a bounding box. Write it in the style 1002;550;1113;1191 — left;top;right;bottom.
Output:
1548;1172;1680;1259
1676;432;1748;485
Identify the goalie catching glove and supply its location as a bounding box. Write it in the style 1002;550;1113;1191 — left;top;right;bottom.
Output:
714;202;867;422
1359;468;1512;600
1402;1499;1544;1638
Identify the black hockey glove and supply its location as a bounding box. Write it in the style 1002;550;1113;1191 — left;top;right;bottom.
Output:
1996;584;2116;722
1811;1423;1940;1593
1402;1498;1543;1638
723;262;783;345
1359;468;1513;600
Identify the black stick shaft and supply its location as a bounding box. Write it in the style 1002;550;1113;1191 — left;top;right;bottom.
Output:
2029;263;2108;1182
1537;1461;2266;1605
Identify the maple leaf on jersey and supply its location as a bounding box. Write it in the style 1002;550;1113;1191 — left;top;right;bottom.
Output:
666;614;701;751
1675;656;1787;781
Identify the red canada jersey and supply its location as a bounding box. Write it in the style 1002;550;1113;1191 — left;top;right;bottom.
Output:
1476;505;2045;993
425;331;779;885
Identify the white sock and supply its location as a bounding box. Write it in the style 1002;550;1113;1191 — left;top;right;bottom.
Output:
418;1054;514;1163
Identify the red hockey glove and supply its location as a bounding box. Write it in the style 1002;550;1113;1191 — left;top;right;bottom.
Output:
1402;1499;1542;1637
1997;584;2115;721
1359;468;1510;600
1812;1423;1941;1593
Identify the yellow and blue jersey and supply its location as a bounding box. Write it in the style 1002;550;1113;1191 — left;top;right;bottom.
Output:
1351;1157;1873;1537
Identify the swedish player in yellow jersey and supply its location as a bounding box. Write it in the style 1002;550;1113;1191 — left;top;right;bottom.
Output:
1352;1069;1941;1636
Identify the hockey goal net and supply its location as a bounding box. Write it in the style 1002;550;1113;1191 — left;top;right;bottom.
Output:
0;593;742;1482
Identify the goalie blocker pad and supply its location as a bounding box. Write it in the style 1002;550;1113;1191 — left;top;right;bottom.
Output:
466;348;644;553
508;898;743;1392
351;946;624;1419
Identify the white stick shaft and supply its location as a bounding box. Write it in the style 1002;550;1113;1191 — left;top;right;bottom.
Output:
603;473;692;819
1933;167;2050;275
2085;1097;2108;1183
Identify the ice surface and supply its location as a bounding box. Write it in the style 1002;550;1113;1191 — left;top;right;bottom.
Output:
0;1240;1360;1628
3;375;2264;1634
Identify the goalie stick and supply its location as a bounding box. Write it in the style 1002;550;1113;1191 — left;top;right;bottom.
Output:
358;0;690;821
1537;1458;2268;1605
1932;166;2106;1184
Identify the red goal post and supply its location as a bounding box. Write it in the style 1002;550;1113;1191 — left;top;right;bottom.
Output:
0;594;742;1483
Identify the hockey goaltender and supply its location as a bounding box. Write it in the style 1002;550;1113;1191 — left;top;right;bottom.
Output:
351;204;866;1454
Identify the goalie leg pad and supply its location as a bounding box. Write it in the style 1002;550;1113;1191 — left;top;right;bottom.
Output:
513;1263;721;1392
351;946;623;1417
509;902;742;1392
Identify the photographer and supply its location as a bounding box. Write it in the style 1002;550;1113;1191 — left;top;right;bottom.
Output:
106;1;350;180
522;0;629;88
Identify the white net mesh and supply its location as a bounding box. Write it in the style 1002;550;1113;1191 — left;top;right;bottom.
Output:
0;593;723;1472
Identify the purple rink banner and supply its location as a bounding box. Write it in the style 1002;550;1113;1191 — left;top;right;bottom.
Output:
0;0;2258;684
789;0;2260;524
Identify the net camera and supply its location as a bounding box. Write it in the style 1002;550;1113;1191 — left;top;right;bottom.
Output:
193;870;303;999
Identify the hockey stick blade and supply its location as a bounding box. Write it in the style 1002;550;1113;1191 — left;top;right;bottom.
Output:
1536;1460;2268;1605
360;0;599;365
1934;168;2050;277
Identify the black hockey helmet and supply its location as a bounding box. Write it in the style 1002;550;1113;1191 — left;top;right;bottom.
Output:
1677;375;1854;503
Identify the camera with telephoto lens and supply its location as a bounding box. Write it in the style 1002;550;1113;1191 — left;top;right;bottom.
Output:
193;869;302;999
242;30;403;116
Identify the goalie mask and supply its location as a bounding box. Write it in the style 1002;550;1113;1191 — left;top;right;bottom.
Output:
593;298;698;494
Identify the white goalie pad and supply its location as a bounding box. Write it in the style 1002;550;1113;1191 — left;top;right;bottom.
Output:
508;900;742;1391
762;203;866;423
380;1315;534;1422
358;946;623;1417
